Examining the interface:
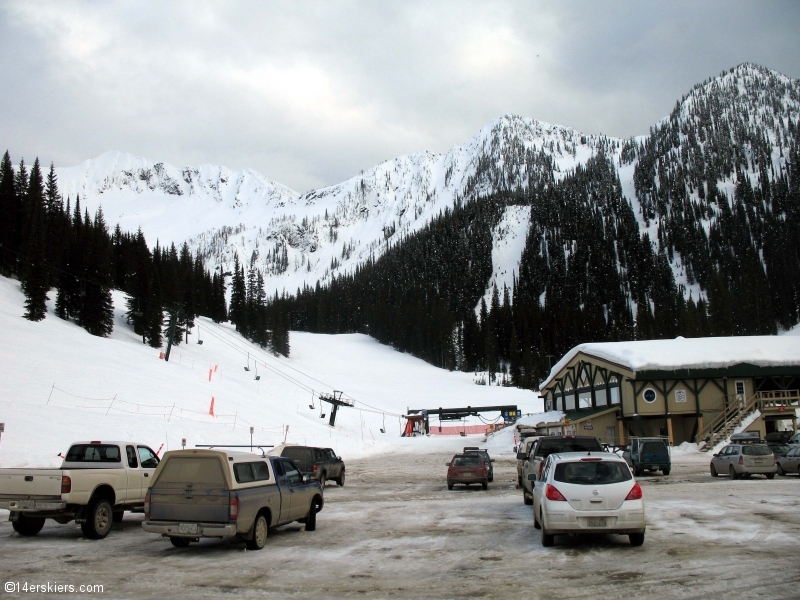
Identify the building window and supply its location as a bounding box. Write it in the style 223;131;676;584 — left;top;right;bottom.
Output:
566;393;576;410
578;390;592;409
610;387;620;404
595;388;608;406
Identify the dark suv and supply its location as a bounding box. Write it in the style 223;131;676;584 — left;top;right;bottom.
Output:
280;446;346;487
463;447;495;482
623;437;671;476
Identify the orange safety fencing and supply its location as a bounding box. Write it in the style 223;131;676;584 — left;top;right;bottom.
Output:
430;424;492;435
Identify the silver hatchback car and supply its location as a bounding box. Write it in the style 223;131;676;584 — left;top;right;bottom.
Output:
710;442;777;479
776;445;800;476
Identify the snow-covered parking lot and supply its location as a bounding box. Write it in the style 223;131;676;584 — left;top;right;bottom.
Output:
2;443;799;599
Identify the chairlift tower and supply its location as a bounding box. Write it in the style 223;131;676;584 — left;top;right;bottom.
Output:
318;391;354;427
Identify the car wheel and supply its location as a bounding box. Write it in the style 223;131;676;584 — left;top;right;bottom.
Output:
81;498;113;539
524;493;533;506
533;511;541;530
517;475;522;487
247;514;269;549
336;470;345;486
662;468;670;476
633;467;642;477
776;464;785;476
488;474;494;482
540;511;554;547
12;514;45;537
765;473;775;480
447;483;454;490
710;463;718;477
482;481;488;490
304;502;317;532
112;511;124;523
319;474;326;488
729;466;739;480
170;536;191;548
629;533;645;547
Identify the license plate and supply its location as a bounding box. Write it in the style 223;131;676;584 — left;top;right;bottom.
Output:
587;517;606;527
754;460;763;464
178;523;198;535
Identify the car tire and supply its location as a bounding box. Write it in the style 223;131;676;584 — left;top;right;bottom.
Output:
112;511;124;523
729;466;739;480
662;468;670;476
482;482;488;490
170;536;191;548
710;463;718;477
540;512;554;547
629;533;645;547
247;514;269;549
12;514;45;537
776;464;785;476
336;470;345;486
304;503;317;532
765;473;775;480
524;493;533;506
488;474;494;482
81;498;113;539
319;474;326;488
533;512;541;530
517;475;522;487
633;467;642;477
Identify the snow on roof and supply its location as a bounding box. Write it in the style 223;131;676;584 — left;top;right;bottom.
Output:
540;336;800;390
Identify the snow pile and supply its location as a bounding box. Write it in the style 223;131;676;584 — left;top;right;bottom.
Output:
0;276;541;468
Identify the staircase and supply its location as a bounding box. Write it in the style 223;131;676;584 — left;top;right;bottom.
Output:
698;393;760;452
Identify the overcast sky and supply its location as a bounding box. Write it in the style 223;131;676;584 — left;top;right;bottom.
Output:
1;1;798;192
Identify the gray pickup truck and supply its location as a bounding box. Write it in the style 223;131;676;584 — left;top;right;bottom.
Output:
142;449;324;549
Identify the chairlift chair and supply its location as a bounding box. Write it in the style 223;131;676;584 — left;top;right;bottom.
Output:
309;392;316;410
244;352;251;372
254;364;260;381
380;413;386;433
197;324;203;345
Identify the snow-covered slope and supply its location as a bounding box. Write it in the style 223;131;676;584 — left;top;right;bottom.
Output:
0;276;541;468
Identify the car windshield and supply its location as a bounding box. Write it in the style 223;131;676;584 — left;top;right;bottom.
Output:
769;445;789;454
553;460;632;485
742;445;772;456
453;456;482;466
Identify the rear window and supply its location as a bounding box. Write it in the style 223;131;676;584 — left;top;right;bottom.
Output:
157;457;226;485
641;442;668;454
554;461;632;485
281;448;309;461
66;444;121;463
536;438;602;457
742;445;772;456
453;455;483;466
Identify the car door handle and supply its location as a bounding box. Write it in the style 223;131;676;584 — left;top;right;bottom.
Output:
144;473;149;477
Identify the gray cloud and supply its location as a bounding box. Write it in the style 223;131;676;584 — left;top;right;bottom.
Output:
1;0;798;192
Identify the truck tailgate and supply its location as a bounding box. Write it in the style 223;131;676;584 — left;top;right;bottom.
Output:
0;469;64;497
150;485;230;522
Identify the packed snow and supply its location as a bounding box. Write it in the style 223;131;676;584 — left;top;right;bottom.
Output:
0;276;541;468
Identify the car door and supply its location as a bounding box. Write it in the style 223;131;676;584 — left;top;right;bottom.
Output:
281;459;311;520
532;456;550;519
271;460;292;524
136;446;160;501
125;445;144;502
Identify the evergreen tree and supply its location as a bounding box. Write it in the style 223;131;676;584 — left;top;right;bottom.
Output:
20;159;48;321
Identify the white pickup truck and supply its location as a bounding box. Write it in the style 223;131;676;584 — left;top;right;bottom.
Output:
0;440;160;539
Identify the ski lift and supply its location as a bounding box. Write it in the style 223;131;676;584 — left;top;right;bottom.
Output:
254;364;260;381
309;392;316;410
197;324;203;345
244;352;251;372
319;401;326;419
380;413;386;434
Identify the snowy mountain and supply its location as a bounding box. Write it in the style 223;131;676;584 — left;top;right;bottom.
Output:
55;116;615;297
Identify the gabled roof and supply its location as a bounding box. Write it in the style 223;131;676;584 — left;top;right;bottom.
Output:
540;336;800;390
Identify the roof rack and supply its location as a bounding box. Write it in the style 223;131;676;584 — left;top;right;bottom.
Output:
194;444;275;458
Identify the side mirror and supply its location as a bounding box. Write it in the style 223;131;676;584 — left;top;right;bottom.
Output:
445;462;451;466
302;474;310;482
516;452;528;460
490;459;496;463
527;474;537;482
712;453;719;457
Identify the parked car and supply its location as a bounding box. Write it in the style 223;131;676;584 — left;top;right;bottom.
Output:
622;437;671;476
776;445;800;476
447;454;489;490
518;436;604;506
710;441;777;479
515;436;542;487
530;451;646;547
279;446;345;486
767;443;792;459
788;432;800;445
142;449;323;549
0;440;160;539
764;431;794;444
463;447;495;482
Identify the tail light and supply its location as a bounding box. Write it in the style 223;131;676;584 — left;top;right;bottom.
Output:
144;490;150;519
61;476;72;494
625;483;643;501
545;484;567;501
312;464;318;472
738;455;743;465
229;494;240;520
